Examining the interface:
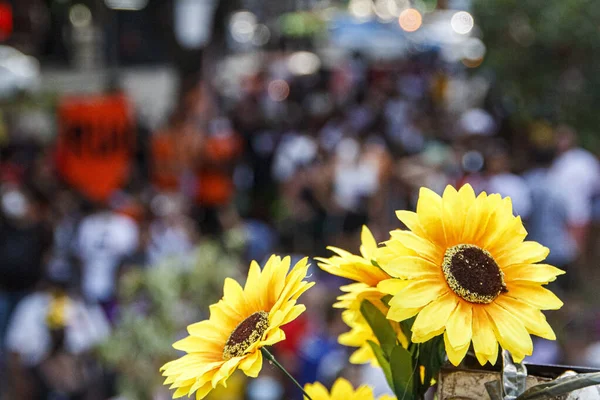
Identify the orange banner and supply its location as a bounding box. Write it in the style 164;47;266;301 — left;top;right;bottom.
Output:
55;93;135;203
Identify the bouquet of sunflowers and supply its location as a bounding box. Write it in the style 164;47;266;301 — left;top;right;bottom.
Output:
161;185;600;400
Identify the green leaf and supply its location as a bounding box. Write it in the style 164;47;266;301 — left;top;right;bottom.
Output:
360;300;398;357
367;340;394;391
416;336;445;396
517;372;600;400
400;316;416;343
381;294;393;307
389;345;415;400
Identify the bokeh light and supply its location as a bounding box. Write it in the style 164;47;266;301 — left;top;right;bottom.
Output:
462;37;486;68
450;11;474;35
398;8;422;32
287;51;321;76
349;0;373;20
69;4;92;28
267;80;290;102
252;24;270;46
230;11;257;44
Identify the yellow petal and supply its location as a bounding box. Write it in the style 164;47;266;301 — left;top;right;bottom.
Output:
195;383;213;400
262;328;286;346
416;187;446;245
173;386;191;398
389;279;448;308
504;282;563;310
380;255;441;279
304;382;330;399
348;344;374;365
444;331;470;366
396;210;428;238
471;306;498;365
377;278;410;295
462;192;487;242
485;215;528;256
223;278;251;315
239;350;263;377
478;198;515;249
360;225;379;260
485;302;533;361
495;241;550;267
445;301;473;349
494;296;556;340
503;264;565;284
411;291;458;342
389;230;442;263
387;304;421;322
331;377;355;397
441;185;462;245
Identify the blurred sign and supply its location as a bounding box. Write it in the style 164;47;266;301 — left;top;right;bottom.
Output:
0;2;12;41
55;94;135;203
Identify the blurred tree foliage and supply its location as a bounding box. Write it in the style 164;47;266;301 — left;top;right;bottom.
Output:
472;0;600;151
98;239;245;399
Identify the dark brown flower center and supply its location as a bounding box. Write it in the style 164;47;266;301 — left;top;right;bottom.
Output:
442;244;507;304
223;311;269;360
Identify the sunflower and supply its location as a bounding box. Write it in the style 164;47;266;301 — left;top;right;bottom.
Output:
336;284;408;365
304;378;396;400
317;227;406;364
317;226;389;286
161;255;314;399
377;184;564;366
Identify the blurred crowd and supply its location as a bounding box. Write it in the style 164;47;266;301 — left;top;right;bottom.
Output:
1;50;600;399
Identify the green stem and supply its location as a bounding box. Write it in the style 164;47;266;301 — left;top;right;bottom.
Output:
261;347;313;400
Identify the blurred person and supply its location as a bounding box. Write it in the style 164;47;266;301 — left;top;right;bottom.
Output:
147;193;197;265
523;142;577;280
329;137;381;247
194;117;243;236
484;140;532;219
0;185;52;358
547;125;600;253
5;264;110;400
150;111;203;194
72;201;139;321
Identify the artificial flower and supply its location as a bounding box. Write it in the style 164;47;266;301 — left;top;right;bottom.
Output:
378;184;564;365
336;284;407;365
304;377;396;400
161;255;313;399
317;226;406;364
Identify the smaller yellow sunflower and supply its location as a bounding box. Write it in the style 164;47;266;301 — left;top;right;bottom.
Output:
304;378;396;400
335;284;408;365
317;226;389;287
317;226;406;364
161;255;314;399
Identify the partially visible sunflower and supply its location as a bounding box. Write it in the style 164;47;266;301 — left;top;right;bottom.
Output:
378;184;564;365
304;378;396;400
335;284;408;365
317;226;389;286
317;226;406;364
160;255;314;399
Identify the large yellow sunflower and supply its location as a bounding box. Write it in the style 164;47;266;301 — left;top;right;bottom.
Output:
304;377;396;400
377;184;564;366
161;255;314;399
317;227;406;364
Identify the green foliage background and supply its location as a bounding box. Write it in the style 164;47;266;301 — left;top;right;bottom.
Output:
98;239;245;399
472;0;600;151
